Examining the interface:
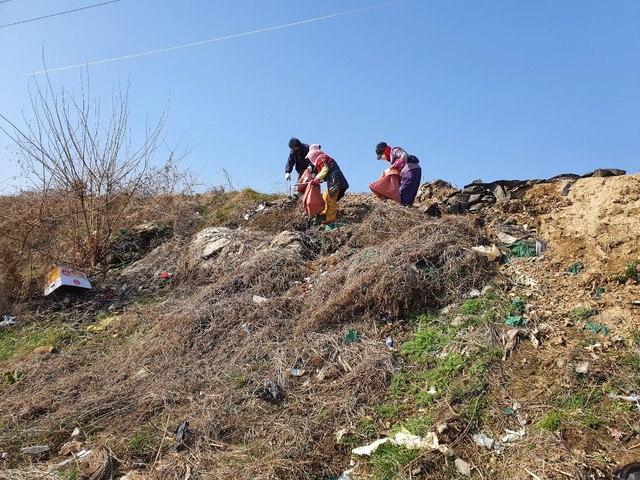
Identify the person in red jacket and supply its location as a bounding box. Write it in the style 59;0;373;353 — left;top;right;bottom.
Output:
306;144;349;226
375;142;422;206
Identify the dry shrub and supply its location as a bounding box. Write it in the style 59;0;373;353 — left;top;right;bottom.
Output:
0;199;495;479
304;216;491;331
347;200;425;248
246;197;310;233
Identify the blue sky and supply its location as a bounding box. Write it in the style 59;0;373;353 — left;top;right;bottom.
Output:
1;0;638;194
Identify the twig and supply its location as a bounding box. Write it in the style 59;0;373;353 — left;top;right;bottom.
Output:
524;468;543;480
154;414;171;465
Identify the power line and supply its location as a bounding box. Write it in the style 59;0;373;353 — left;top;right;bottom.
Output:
0;0;121;29
2;0;406;80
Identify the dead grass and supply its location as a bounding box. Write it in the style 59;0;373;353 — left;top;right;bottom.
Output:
0;193;494;479
3;178;639;479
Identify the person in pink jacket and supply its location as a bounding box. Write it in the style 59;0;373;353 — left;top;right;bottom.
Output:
375;142;422;206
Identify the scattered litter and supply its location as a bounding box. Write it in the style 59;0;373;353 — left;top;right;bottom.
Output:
585;343;602;354
567;262;583;275
252;295;269;304
535;238;547;256
511;297;527;314
502;328;520;360
172;420;189;452
2;370;22;385
471;245;501;262
159;270;171;279
385;337;394;349
473;433;494;449
501;428;526;443
44;265;92;296
592;287;605;299
608;393;640;412
86;314;119;333
285;368;305;377
244;203;268;220
352;428;454;457
257;380;283;404
585;321;610;336
607;426;625;441
632;300;640;307
614;462;640;479
344;329;358;345
507;241;536;258
0;315;15;328
33;346;56;354
71;427;81;438
336;428;350;443
575;362;590;374
21;445;50;455
497;232;518;245
241;322;251;336
352;438;389;456
530;327;541;349
505;316;525;327
59;441;82;456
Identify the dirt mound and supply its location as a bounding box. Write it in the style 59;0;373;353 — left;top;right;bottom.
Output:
1;173;639;479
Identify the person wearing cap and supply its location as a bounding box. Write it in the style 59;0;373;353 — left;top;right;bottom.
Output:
375;142;422;206
306;144;349;226
284;137;312;183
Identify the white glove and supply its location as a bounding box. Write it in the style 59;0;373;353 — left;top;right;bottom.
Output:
284;172;291;181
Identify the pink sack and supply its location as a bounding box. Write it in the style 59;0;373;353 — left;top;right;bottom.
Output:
368;168;401;203
303;182;325;216
298;169;312;193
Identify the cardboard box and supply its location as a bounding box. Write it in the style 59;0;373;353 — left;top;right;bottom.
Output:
44;266;92;296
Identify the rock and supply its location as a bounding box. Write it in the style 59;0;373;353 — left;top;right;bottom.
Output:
455;458;471;476
33;346;56;354
59;441;82;456
21;445;49;455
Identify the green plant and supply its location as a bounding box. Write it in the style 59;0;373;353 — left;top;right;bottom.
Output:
126;429;156;453
369;442;421;480
400;322;454;363
61;466;80;480
567;262;584;275
397;416;432;437
625;260;638;279
534;410;567;431
460;298;484;314
0;324;76;362
509;297;527;315
374;403;400;420
570;306;598;321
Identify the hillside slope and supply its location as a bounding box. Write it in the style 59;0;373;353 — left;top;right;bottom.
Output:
1;173;639;480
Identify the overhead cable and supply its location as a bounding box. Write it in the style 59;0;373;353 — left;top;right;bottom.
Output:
0;0;121;29
2;0;406;80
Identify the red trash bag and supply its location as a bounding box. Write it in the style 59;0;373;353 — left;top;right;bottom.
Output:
368;168;401;203
303;182;325;216
297;169;312;193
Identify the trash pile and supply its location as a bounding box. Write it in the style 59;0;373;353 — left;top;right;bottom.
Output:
418;169;627;214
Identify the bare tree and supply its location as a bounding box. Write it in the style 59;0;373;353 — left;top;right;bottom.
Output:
0;71;170;267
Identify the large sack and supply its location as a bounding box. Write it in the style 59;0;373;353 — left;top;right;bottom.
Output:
303;183;325;216
298;169;313;193
369;168;401;203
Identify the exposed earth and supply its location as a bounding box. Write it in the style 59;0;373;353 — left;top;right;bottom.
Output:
1;172;639;480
